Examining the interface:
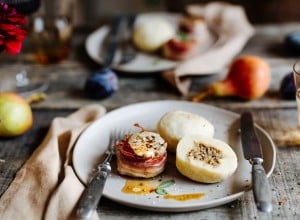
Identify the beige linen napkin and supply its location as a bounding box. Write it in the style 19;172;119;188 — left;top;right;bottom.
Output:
0;104;106;220
163;2;255;95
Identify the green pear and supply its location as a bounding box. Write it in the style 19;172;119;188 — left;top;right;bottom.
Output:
0;92;33;137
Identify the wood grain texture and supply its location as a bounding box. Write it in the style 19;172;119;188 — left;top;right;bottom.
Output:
0;23;299;111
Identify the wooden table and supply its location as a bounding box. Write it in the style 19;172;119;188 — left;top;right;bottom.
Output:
1;23;300;219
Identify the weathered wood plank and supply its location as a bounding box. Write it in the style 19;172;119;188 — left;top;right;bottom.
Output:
0;24;300;111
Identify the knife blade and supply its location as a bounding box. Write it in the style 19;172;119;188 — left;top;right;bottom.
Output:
101;16;124;69
119;14;137;64
240;112;272;213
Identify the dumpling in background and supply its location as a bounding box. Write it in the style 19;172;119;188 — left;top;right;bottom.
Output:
133;18;175;52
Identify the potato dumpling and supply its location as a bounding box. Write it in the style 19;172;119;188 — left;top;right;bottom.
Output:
176;135;238;183
156;110;215;153
133;18;175;52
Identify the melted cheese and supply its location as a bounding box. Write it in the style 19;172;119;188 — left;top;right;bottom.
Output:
128;131;167;158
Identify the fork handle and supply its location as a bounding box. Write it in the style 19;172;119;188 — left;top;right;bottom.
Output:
75;163;111;219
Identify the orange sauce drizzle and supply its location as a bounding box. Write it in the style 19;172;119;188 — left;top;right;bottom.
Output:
122;180;205;202
122;180;156;195
164;193;205;201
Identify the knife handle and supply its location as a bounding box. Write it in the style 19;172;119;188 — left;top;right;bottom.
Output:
76;163;111;219
251;158;272;213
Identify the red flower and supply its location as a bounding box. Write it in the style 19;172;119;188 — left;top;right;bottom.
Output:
0;3;27;55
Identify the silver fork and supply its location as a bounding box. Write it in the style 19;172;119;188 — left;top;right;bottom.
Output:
75;129;125;219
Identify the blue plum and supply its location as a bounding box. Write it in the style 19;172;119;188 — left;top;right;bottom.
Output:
279;72;295;100
84;70;118;99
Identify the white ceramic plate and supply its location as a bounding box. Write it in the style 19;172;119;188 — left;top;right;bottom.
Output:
73;100;276;212
85;12;218;73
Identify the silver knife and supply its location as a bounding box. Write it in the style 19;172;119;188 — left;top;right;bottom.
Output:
75;134;115;219
119;14;137;64
101;16;124;70
240;112;272;213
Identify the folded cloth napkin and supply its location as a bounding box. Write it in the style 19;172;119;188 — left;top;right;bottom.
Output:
0;104;106;220
163;2;255;95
